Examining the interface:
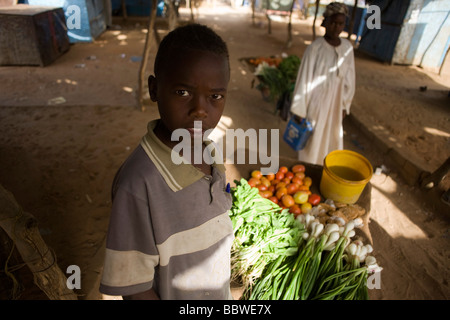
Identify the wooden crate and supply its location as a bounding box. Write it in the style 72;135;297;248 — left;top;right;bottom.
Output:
0;5;70;66
24;0;108;43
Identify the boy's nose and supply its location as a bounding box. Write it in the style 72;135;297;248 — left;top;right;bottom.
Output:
189;97;208;119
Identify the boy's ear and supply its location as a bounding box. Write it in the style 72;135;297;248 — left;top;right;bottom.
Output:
148;75;158;102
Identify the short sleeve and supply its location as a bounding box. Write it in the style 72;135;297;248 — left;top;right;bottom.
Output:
99;184;159;296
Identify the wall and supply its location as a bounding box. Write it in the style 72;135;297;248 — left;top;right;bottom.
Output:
393;0;450;71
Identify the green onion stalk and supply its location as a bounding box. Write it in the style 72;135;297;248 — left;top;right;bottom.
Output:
244;212;382;300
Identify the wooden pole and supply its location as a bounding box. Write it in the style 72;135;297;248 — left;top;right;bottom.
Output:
137;0;158;111
251;0;256;26
0;184;78;300
187;0;195;21
286;0;296;48
312;0;320;40
121;0;128;20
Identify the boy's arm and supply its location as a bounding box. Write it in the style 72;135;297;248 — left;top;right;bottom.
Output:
123;288;160;300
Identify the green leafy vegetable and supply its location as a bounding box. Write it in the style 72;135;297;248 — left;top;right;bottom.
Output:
229;178;304;291
254;54;301;102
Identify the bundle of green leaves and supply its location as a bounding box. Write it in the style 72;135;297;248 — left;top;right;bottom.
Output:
229;178;305;290
254;55;301;102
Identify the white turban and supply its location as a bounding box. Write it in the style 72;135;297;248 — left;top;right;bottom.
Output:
323;2;349;18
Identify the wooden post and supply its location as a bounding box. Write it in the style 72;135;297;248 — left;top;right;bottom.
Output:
121;0;127;20
137;0;158;111
286;0;296;48
251;0;256;26
188;0;195;21
167;0;178;31
265;0;272;35
0;184;78;300
312;0;320;40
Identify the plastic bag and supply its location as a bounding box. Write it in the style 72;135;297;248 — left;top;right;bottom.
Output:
283;117;313;151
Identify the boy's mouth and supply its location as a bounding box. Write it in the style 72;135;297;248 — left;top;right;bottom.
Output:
187;127;204;137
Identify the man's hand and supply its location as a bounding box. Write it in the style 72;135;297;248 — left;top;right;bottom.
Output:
293;115;303;123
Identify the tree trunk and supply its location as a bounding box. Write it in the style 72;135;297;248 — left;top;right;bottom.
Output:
121;0;127;20
0;184;78;300
312;0;320;40
137;0;158;111
286;0;296;48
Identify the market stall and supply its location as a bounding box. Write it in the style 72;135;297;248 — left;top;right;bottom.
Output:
226;154;380;300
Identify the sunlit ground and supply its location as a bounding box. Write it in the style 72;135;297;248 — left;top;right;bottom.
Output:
370;174;429;240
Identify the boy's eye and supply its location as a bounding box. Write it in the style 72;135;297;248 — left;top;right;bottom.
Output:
211;94;224;100
175;90;189;97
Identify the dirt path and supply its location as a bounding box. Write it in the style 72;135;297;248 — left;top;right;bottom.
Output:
0;3;448;300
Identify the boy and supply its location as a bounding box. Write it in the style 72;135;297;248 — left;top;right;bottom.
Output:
290;2;355;165
99;24;234;300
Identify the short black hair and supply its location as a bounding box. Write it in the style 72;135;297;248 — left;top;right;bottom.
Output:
154;23;229;77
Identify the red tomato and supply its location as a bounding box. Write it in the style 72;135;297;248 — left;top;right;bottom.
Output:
289;204;302;216
303;176;312;187
281;194;295;208
275;182;287;190
286;183;299;195
292;164;306;173
260;177;271;188
308;193;321;206
259;190;273;198
257;184;268;191
251;170;263;179
285;171;294;180
292;176;303;186
291;164;305;173
279;166;288;174
266;173;275;181
248;178;260;188
295;172;306;179
298;185;310;192
269;196;279;204
275;171;284;181
276;187;288;200
271;179;280;186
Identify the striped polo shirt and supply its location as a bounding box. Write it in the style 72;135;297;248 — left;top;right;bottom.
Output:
99;120;234;299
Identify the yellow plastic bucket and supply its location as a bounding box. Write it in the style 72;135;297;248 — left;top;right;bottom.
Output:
320;150;373;204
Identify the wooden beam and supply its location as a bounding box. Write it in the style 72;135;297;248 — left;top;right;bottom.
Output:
0;184;78;300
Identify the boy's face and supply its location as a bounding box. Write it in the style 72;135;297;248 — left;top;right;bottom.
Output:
149;49;230;148
324;13;346;41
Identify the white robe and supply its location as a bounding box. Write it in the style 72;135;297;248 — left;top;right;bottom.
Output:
290;37;355;165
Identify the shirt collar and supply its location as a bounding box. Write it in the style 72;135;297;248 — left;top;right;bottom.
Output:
140;120;226;192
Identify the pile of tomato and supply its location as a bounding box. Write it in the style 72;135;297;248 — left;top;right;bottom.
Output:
248;56;282;67
248;164;322;217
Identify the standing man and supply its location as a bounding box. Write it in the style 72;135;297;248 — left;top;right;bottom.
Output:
290;2;355;165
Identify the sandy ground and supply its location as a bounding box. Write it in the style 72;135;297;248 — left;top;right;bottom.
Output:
0;3;449;300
